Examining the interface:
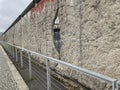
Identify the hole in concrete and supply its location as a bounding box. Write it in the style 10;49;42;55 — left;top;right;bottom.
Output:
52;7;61;54
53;27;60;41
53;26;61;53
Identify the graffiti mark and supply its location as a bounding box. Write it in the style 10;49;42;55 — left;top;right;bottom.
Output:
30;0;54;20
31;0;54;13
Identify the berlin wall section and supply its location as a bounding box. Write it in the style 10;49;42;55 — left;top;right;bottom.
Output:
3;0;120;90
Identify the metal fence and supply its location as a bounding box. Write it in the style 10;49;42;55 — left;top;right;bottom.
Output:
1;41;120;90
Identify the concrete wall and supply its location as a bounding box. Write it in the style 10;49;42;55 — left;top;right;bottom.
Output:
2;0;120;90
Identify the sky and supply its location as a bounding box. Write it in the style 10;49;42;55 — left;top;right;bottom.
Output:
0;0;32;32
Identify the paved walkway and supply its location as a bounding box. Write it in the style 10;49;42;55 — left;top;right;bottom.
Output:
0;45;29;90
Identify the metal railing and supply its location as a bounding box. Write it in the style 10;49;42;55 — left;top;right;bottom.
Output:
1;41;120;90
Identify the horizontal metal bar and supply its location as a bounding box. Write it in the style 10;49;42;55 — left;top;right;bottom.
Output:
4;42;117;83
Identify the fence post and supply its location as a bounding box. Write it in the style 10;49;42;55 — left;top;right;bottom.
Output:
116;81;120;90
10;46;13;56
46;58;51;90
15;48;18;62
112;81;116;90
12;47;15;58
28;52;32;80
20;50;23;68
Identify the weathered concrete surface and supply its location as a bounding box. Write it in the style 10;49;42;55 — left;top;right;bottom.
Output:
81;0;120;79
0;45;29;90
2;0;120;89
